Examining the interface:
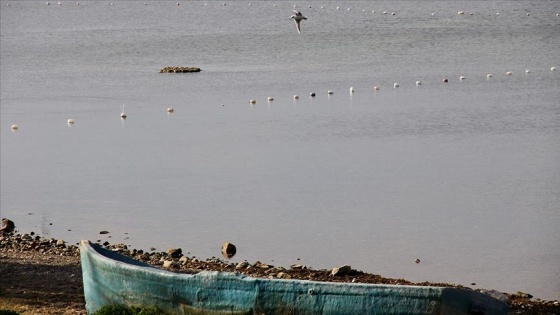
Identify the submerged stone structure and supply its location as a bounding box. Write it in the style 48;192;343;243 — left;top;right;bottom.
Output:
159;66;201;73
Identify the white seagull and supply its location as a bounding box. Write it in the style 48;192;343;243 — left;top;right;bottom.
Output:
290;10;307;34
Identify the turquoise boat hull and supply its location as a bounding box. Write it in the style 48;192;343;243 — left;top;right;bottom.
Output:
79;240;508;314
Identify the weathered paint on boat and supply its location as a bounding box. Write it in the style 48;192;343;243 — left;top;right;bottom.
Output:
80;240;508;314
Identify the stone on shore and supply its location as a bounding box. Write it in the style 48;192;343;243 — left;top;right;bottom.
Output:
331;264;352;277
166;248;182;258
0;218;15;235
236;261;249;269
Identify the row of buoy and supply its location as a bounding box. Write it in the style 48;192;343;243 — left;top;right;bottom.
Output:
8;66;557;131
6;2;558;16
247;67;557;104
8;2;559;18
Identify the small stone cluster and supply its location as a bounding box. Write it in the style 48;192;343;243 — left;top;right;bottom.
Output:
159;66;201;73
0;232;79;257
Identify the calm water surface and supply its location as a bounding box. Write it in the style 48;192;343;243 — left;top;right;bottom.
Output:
1;0;559;300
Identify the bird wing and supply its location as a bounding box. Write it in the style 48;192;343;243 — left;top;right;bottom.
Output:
292;10;302;16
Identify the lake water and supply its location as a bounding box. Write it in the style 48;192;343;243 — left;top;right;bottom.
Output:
1;0;559;300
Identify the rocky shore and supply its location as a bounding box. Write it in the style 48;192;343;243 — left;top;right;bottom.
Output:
1;231;559;315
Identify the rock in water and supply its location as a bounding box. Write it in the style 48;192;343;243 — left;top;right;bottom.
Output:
221;242;236;259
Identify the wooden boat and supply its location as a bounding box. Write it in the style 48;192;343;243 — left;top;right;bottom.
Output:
80;240;508;314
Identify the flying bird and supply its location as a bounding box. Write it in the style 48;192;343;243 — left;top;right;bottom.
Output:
290;10;307;34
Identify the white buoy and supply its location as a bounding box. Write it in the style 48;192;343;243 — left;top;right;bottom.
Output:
120;104;127;119
506;71;513;75
58;1;61;5
46;1;50;5
349;87;355;93
327;90;334;95
551;67;557;71
67;118;75;125
459;75;466;80
293;95;299;99
382;11;387;15
416;80;422;86
167;106;174;113
374;86;380;91
267;97;274;101
458;11;464;15
393;83;399;88
525;69;531;73
249;99;256;104
391;12;396;15
487;73;493;78
11;124;19;130
496;12;500;16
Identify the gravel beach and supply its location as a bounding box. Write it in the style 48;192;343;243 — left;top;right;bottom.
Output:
1;230;558;315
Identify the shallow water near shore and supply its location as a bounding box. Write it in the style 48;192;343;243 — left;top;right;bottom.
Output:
1;0;559;300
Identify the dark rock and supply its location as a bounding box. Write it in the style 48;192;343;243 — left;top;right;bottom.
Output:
221;242;236;259
166;248;182;258
0;218;15;235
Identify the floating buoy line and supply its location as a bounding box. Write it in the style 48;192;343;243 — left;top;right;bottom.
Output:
11;0;559;21
6;66;557;132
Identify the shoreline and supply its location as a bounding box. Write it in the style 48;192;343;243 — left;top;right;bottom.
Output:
1;231;559;315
